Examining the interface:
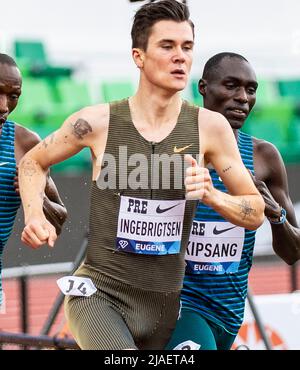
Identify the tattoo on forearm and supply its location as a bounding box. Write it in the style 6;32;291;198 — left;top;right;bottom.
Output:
42;134;55;148
225;198;256;220
222;166;232;173
239;199;256;220
71;119;92;140
22;159;37;177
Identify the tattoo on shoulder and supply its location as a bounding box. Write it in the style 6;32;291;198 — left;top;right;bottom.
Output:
239;199;256;220
71;119;92;140
222;166;232;173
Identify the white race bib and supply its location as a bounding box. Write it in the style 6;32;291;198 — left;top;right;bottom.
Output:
173;340;201;350
116;196;186;255
57;276;97;297
185;221;245;274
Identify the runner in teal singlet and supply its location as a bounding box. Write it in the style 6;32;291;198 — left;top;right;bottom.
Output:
0;53;67;305
167;52;300;350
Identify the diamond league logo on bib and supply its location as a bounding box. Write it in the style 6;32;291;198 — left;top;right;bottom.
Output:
116;196;186;255
119;240;129;249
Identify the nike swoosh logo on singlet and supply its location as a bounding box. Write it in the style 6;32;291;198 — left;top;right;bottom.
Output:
213;226;237;235
0;162;9;167
156;203;180;214
174;144;193;153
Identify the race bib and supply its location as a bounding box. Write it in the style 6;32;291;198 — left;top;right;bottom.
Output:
116;196;186;255
173;340;201;350
185;221;245;274
57;276;97;297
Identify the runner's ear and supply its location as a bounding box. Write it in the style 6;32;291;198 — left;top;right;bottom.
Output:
198;79;207;96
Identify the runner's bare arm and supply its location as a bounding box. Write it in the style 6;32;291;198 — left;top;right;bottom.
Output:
15;127;67;235
19;104;109;248
189;110;265;230
254;141;300;264
42;176;67;236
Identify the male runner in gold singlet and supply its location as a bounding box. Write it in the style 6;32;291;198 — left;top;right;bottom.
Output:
18;0;264;349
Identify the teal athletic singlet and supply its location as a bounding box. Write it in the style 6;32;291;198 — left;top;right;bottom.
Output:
167;130;257;350
0;121;21;305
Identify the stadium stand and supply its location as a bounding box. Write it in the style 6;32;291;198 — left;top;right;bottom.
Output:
14;40;73;78
278;79;300;101
100;80;134;102
9;77;58;130
9;39;300;170
255;79;279;107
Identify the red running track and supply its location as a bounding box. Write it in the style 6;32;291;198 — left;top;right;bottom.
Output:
0;261;299;336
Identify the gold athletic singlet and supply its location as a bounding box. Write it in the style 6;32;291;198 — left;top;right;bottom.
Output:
65;99;200;349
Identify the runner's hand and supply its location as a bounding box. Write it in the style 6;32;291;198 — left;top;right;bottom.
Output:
185;154;214;202
21;217;57;249
248;171;281;220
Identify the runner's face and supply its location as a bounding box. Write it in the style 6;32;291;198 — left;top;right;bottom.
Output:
0;64;22;132
202;58;257;129
141;20;194;93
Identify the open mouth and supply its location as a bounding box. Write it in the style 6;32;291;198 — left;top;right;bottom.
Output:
227;108;248;119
